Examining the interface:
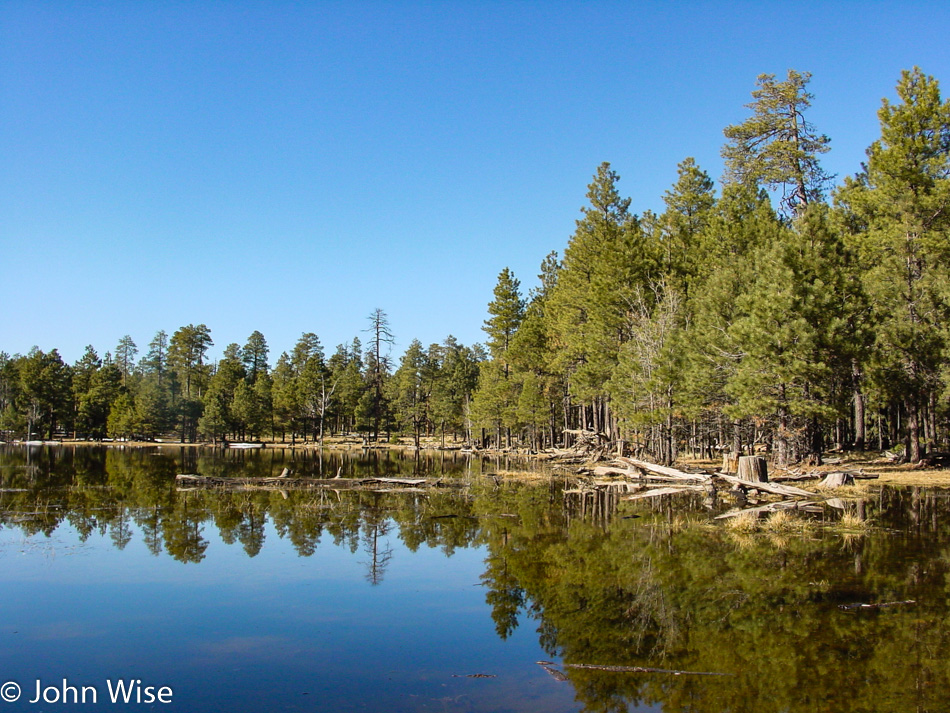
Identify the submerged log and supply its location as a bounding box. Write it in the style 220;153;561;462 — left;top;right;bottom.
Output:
175;474;452;491
715;500;820;519
536;662;569;682
838;599;915;611
624;486;704;501
562;663;731;677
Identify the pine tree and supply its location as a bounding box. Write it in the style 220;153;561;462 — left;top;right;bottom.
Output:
168;324;213;442
241;330;270;383
483;268;525;375
835;68;950;461
660;157;716;290
114;335;137;384
363;310;394;440
548;162;656;430
722;69;831;214
429;336;480;444
270;352;298;442
390;339;430;448
726;203;859;465
17;348;71;439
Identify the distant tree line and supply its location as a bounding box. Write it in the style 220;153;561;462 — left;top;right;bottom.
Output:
468;67;950;465
3;68;949;466
0;313;481;446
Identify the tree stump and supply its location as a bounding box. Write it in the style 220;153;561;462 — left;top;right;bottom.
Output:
737;455;768;483
820;471;854;488
722;453;739;474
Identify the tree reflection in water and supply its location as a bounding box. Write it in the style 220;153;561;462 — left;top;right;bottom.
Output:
2;445;950;712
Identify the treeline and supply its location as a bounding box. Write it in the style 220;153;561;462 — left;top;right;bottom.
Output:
468;67;950;465
0;312;482;446
3;67;950;465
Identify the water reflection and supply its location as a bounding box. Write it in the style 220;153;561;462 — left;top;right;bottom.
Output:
2;445;950;712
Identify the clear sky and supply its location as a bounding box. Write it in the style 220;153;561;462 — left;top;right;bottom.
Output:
2;1;949;365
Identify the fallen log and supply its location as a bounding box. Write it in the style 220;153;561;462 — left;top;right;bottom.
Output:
716;472;813;498
592;465;637;478
624;486;704;501
715;500;820;520
772;470;822;482
175;474;454;491
537;663;569;682
562;663;731;677
838;599;915;611
616;458;710;482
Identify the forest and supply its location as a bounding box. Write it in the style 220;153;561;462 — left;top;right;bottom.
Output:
2;67;950;467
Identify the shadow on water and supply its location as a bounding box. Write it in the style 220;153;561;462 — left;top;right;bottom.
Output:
4;445;950;712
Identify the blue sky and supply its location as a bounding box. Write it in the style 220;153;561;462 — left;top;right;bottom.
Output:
2;1;949;365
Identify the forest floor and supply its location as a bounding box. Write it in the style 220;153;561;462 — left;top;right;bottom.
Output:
680;453;950;488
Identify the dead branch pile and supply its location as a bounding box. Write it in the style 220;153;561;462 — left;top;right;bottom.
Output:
563;455;871;522
547;429;616;463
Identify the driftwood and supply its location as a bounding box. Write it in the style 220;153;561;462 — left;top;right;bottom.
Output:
624;486;705;501
617;457;709;482
561;663;731;677
916;452;950;468
772;470;822;482
537;662;569;682
844;599;916;610
715;500;821;520
716;473;813;498
450;673;496;678
175;474;452;491
591;465;636;478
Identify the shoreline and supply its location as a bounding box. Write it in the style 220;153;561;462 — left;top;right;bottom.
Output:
3;440;948;487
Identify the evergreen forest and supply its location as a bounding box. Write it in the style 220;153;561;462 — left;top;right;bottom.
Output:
4;68;950;467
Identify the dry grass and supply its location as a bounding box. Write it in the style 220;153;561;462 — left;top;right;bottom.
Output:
837;512;871;531
724;512;760;534
762;509;799;533
679;452;950;488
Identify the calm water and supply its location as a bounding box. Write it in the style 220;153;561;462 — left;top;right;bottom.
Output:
1;446;949;712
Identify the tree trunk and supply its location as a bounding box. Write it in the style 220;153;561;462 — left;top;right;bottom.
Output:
775;397;789;467
905;396;922;462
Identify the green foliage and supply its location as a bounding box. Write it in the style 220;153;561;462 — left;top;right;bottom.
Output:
548;162;657;403
836;67;950;458
660;157;716;290
241;330;270;383
7;67;950;461
388;339;431;446
17;348;72;439
429;336;480;440
483;267;525;369
722;69;832;214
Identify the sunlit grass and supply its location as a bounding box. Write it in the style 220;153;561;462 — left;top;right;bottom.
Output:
724;512;759;533
837;512;871;531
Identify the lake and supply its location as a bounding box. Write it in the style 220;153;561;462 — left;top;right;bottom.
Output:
1;445;948;712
